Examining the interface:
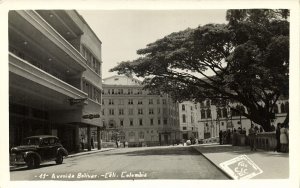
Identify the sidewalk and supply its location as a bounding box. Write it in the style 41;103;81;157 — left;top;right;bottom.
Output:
67;147;116;158
193;143;289;179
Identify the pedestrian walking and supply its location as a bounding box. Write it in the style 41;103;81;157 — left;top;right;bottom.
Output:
227;129;231;144
91;138;94;149
275;123;281;152
280;124;289;153
232;129;238;146
248;124;257;151
223;131;227;144
219;130;223;145
81;135;84;150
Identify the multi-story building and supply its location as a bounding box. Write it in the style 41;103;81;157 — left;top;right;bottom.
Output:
101;75;180;146
198;98;289;139
178;101;199;141
9;10;103;153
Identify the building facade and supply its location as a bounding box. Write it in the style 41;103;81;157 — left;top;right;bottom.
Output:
198;98;289;139
9;10;103;153
178;101;199;141
101;75;180;146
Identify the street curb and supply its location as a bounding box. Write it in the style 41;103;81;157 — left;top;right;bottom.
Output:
191;146;233;180
9;148;117;171
66;148;117;158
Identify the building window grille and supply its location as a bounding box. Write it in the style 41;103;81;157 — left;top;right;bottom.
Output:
163;118;167;125
108;99;114;105
139;119;143;126
109;109;114;115
138;109;143;115
130;119;134;126
149;108;154;115
138;100;143;105
139;131;144;139
182;114;186;123
149;99;153;104
163;99;167;104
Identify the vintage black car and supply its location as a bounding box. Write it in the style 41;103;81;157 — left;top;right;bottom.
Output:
10;135;68;169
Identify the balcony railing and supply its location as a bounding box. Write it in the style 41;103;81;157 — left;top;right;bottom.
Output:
9;53;87;99
14;10;87;71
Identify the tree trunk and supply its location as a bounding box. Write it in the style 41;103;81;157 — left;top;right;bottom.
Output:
281;111;289;128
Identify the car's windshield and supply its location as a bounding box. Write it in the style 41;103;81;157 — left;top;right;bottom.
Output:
23;138;40;145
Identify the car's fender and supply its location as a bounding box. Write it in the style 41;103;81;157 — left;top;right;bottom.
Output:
57;147;68;157
23;151;41;163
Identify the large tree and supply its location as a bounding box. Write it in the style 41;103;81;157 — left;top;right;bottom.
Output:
110;9;289;131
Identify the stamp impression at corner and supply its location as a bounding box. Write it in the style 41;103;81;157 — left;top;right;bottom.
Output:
219;155;263;180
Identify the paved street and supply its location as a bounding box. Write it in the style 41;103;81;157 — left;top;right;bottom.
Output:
10;146;229;180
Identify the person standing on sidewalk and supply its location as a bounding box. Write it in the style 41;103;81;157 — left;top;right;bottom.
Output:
275;123;281;152
280;124;289;153
219;130;223;145
248;124;257;151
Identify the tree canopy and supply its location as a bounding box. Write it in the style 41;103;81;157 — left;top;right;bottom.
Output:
110;9;289;131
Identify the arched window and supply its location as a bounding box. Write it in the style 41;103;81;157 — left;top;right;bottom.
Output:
182;114;186;123
206;109;211;118
119;131;125;141
274;104;279;114
285;102;289;113
206;100;211;107
240;106;246;114
182;104;185;111
280;103;285;113
231;108;238;117
222;108;228;118
129;132;135;142
139;131;144;139
201;109;206;119
217;108;222;118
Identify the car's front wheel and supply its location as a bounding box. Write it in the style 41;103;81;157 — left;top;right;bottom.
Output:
26;156;40;169
56;153;63;164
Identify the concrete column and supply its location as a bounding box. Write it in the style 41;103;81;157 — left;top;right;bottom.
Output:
87;125;91;151
97;127;101;150
74;124;80;153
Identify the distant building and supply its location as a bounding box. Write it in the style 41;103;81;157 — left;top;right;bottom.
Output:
198;98;289;138
9;10;103;152
101;75;180;146
178;101;199;141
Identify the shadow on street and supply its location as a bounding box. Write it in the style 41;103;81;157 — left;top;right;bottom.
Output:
103;146;200;156
193;145;289;158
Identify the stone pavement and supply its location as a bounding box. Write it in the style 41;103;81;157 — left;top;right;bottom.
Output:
192;143;289;179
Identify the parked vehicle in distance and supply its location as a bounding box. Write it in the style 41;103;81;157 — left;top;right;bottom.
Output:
10;135;68;169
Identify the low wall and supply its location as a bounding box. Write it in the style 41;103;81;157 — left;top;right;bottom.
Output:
233;132;277;151
255;132;277;151
203;132;277;151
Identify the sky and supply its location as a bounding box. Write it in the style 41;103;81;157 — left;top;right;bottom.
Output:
78;10;228;79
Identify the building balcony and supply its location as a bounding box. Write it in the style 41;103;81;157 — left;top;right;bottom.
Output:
9;10;86;73
9;53;88;110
